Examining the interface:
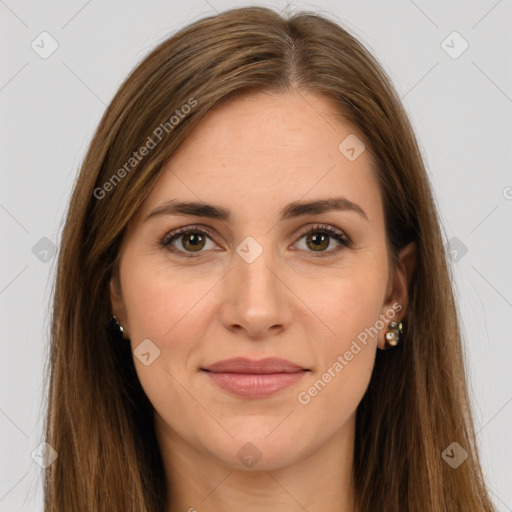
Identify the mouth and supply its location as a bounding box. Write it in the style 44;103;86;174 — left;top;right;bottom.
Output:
200;357;310;398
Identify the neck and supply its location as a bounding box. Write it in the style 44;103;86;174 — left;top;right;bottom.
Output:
156;413;358;512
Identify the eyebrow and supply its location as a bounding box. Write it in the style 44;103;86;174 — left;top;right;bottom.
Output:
144;196;369;223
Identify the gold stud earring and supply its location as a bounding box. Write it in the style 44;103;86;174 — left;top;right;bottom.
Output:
385;320;403;348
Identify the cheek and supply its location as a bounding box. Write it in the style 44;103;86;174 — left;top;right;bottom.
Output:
120;262;215;425
326;279;385;346
120;258;223;407
293;266;386;416
307;260;387;350
294;290;380;440
295;344;374;447
121;255;215;342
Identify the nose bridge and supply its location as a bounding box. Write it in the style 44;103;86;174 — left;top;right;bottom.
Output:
218;234;291;335
234;234;281;305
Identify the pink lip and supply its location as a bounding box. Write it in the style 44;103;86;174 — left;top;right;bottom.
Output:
201;357;309;398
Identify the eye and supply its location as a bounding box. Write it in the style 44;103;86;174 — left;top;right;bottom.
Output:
159;223;352;258
293;224;352;257
160;225;217;257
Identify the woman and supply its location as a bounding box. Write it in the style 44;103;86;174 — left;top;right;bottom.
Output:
43;6;496;511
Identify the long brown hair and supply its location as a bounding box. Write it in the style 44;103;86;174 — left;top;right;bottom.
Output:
43;6;496;511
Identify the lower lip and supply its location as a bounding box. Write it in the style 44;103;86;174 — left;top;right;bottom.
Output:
202;371;307;398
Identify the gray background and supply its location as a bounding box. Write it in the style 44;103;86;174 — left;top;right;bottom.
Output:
0;0;511;510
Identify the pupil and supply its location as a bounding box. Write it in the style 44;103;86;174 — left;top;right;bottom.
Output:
309;233;328;251
185;233;203;249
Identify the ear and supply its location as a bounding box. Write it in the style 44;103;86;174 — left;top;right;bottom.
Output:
377;241;416;349
109;274;129;339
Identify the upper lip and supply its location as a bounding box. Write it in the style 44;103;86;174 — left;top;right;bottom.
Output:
201;357;309;374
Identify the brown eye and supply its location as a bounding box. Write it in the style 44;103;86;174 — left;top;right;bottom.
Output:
294;225;351;256
180;232;206;252
160;226;216;256
305;232;330;252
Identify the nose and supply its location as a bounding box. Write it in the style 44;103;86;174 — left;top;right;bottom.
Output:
216;245;293;339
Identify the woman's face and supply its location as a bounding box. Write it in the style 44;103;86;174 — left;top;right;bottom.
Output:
111;90;411;471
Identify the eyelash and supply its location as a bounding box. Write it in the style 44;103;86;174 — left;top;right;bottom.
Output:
159;223;352;258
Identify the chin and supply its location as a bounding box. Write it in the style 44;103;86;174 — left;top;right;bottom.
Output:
203;426;309;471
214;445;305;472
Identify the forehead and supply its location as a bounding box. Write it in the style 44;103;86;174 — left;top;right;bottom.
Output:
137;90;383;226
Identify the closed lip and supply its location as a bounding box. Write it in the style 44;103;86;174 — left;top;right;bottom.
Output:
201;357;309;374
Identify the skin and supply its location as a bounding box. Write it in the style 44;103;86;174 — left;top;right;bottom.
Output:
110;90;416;511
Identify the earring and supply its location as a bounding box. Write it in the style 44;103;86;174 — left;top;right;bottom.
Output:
384;320;403;348
112;315;124;334
109;315;126;339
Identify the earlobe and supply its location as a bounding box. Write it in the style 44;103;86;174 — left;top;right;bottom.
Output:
378;241;417;350
109;277;128;338
392;241;417;310
109;278;121;310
